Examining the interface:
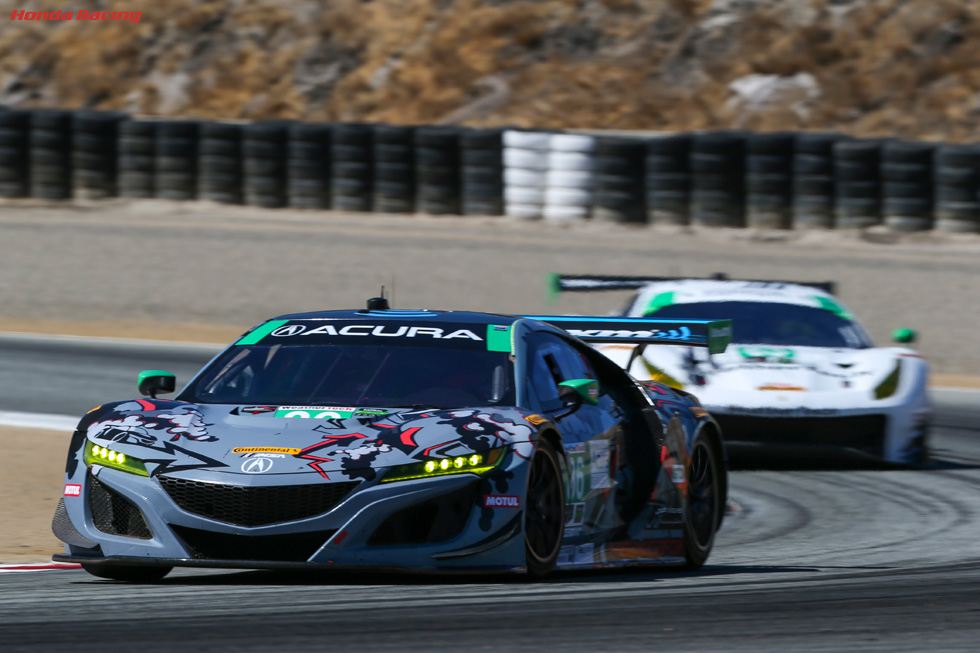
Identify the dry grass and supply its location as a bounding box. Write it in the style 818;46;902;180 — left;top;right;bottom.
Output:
3;0;980;139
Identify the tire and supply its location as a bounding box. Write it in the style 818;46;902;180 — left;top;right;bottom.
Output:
683;436;722;570
525;438;564;578
81;563;172;583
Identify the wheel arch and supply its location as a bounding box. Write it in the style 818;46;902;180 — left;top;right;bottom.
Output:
694;419;728;528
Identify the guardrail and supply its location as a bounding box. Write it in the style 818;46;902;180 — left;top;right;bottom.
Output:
1;108;978;233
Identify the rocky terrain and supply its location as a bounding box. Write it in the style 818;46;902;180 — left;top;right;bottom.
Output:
2;0;980;140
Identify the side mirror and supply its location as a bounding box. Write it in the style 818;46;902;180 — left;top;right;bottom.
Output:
558;379;600;406
892;328;917;344
138;370;176;398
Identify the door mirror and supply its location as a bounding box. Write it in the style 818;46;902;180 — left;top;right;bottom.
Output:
558;379;600;406
138;370;176;398
892;328;917;344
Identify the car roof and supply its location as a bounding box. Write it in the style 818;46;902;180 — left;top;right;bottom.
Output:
271;308;522;325
629;279;842;314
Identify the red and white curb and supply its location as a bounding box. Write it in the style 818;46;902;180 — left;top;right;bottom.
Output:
0;563;82;573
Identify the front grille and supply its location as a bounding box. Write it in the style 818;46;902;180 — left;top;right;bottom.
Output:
158;476;360;527
170;525;337;562
715;413;887;456
88;473;153;539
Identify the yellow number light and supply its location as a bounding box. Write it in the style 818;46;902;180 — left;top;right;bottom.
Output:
84;443;150;477
382;448;507;483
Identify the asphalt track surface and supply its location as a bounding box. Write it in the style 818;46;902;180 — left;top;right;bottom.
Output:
1;338;979;652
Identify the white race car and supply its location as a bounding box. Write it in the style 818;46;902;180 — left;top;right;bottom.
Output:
551;274;931;465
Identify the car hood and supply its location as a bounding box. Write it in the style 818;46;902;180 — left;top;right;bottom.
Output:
79;399;538;481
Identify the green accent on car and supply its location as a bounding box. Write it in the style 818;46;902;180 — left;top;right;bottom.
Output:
382;447;507;483
643;291;676;315
546;272;562;303
84;443;149;477
559;379;600;406
236;319;289;346
275;407;355;419
813;296;853;321
738;346;795;362
486;324;513;352
874;360;902;400
892;328;917;344
706;319;733;355
640;358;684;389
137;370;176;397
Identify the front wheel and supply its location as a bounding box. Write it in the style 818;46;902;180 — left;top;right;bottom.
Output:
683;437;722;570
524;438;564;578
81;563;172;582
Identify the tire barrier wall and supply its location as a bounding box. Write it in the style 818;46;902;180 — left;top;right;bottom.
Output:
1;108;979;233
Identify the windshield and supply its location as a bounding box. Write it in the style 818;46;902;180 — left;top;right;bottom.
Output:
180;343;515;408
644;301;872;348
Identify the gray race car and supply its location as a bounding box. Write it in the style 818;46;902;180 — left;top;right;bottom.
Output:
53;301;730;581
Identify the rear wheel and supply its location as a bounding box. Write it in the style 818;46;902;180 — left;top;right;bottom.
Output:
524;438;564;578
683;437;722;569
81;563;172;582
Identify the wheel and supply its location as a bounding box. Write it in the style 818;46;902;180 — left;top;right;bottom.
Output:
81;563;172;582
683;437;722;570
524;438;564;578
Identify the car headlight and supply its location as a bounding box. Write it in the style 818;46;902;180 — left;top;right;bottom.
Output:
873;360;902;400
381;447;507;483
84;443;149;477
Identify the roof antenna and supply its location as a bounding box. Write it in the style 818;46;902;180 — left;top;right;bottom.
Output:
366;286;389;311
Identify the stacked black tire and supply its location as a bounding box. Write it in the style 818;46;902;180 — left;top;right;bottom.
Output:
199;122;243;204
242;121;291;208
792;133;844;229
592;137;646;223
30;110;73;200
415;127;461;215
645;134;691;225
118;121;155;198
880;140;935;232
932;144;980;233
285;123;330;209
460;128;504;216
72;111;126;200
0;109;30;198
155;121;198;201
331;124;373;212
372;124;415;213
690;131;746;227
834;139;883;228
746;132;795;229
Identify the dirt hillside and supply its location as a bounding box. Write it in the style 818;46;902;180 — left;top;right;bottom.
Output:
3;0;980;140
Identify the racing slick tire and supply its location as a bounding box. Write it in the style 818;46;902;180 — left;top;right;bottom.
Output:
683;435;723;570
81;564;173;583
524;438;564;578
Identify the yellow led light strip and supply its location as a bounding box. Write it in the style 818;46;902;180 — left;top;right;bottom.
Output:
84;443;149;477
381;448;506;483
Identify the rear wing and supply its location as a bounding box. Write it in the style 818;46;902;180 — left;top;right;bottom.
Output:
547;273;836;300
520;316;732;354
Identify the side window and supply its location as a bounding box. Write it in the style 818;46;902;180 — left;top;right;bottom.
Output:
525;332;599;411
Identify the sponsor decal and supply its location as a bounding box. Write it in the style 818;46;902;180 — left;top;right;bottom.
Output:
240;452;285;459
63;484;82;497
232;447;301;454
589;440;611;489
275;406;356;419
524;414;548;426
709;325;732;339
272;323;483;341
483;495;520;508
671;464;685;484
566;326;692;341
738;346;795;362
271;324;307;337
564;502;586;527
557;543;595;565
241;457;274;474
10;9;142;22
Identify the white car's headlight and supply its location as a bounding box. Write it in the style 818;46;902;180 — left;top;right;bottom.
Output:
873;360;902;400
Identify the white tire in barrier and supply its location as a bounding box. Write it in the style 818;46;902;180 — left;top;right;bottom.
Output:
543;204;590;220
506;202;544;220
545;169;593;189
504;185;546;204
504;167;547;187
503;130;553;150
504;147;550;170
545;186;592;206
548;133;596;153
548;151;595;171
